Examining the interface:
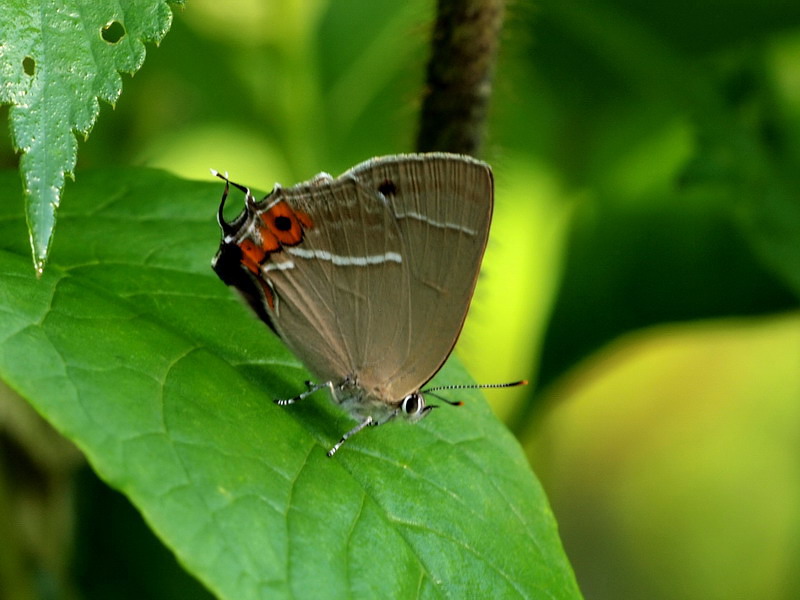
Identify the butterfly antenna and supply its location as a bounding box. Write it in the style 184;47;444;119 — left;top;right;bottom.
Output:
210;169;252;195
424;380;527;406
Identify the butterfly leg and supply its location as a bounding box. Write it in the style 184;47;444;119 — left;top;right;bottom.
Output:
326;416;377;457
274;380;336;406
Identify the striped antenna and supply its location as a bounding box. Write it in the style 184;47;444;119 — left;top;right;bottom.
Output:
424;380;527;406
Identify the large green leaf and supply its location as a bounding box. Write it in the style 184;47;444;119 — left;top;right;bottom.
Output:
0;0;181;273
0;168;581;599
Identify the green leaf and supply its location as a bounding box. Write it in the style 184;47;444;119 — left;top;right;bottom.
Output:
0;0;181;274
0;169;581;599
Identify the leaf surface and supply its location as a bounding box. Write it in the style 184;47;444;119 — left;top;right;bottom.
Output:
0;168;581;600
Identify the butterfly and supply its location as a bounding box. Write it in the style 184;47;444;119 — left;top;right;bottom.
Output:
212;153;523;456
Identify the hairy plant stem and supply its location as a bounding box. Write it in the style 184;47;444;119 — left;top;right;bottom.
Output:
417;0;505;157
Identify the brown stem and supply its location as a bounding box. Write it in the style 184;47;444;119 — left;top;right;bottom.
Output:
416;0;505;157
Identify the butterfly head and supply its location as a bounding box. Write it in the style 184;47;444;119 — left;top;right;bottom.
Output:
210;171;280;331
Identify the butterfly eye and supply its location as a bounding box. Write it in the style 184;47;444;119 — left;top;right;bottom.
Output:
401;393;424;416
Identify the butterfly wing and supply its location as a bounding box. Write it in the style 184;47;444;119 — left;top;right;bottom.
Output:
215;153;492;404
339;154;493;399
260;173;409;391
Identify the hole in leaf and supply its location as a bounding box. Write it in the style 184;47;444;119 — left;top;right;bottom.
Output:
23;56;35;76
101;21;125;44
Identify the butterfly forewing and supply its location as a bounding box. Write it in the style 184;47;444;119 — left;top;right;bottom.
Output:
217;153;493;406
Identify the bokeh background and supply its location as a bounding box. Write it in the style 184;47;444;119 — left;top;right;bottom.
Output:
2;1;800;598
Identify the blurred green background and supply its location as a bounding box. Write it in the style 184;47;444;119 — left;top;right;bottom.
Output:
3;0;800;598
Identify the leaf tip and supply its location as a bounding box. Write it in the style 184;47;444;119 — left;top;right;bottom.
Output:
27;228;51;277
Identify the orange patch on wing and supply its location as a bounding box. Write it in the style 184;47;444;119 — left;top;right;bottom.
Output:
295;209;314;229
239;239;265;274
258;279;276;310
260;201;309;245
258;226;281;252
